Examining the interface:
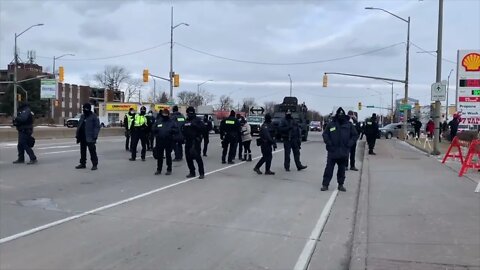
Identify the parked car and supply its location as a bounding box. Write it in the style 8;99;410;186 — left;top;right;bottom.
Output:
65;114;82;128
309;121;322;132
246;115;264;136
380;122;415;139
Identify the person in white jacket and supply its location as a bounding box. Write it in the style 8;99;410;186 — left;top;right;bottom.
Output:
240;117;253;161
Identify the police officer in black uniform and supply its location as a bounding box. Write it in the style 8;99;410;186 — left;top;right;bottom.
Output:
236;113;243;160
183;106;205;179
153;108;178;176
279;109;307;171
12;103;37;164
146;110;155;151
364;113;380;155
202;114;213;157
171;105;186;161
75;103;100;170
253;114;276;175
220;110;241;164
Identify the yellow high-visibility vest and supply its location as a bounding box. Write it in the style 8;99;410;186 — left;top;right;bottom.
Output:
126;114;135;129
134;115;147;127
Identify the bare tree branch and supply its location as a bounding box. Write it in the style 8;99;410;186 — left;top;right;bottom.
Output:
263;101;276;114
94;65;130;91
219;95;234;111
124;79;143;102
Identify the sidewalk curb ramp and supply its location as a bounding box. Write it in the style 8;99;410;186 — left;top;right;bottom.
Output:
0;127;124;142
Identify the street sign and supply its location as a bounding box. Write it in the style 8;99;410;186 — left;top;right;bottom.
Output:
431;82;446;101
399;104;412;111
40;79;57;99
366;105;374;108
250;106;265;114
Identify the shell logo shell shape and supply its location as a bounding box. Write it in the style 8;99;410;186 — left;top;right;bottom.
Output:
462;53;480;72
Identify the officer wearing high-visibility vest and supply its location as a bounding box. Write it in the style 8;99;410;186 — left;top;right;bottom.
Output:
220;110;241;164
170;105;186;161
129;106;150;161
123;108;136;151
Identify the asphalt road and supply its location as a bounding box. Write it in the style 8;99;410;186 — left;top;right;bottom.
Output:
0;132;363;270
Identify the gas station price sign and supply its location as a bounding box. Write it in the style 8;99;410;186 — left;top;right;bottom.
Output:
460;79;480;87
472;89;480;96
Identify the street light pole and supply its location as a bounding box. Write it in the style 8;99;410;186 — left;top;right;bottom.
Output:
365;7;410;139
169;6;189;101
433;0;444;155
288;74;292;96
13;23;44;117
446;68;454;121
52;53;74;120
197;79;213;95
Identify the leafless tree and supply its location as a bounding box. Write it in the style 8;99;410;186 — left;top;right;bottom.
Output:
177;91;199;107
263;101;276;114
198;89;215;105
241;97;256;113
94;65;130;91
219;95;234;111
124;79;143;102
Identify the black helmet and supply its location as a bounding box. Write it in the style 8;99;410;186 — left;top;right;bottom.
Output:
186;106;195;114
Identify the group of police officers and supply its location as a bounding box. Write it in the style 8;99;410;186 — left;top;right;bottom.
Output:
12;102;379;192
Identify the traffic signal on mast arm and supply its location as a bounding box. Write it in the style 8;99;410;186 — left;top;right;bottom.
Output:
173;74;180;87
143;69;149;83
358;102;362;110
415;102;420;111
322;74;328;87
58;66;64;82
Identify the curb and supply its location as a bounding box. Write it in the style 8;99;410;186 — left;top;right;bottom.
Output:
0;128;124;142
349;140;370;270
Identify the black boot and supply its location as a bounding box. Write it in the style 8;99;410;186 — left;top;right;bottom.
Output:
247;154;252;162
75;164;86;169
242;153;247;161
321;185;329;191
338;185;347;192
13;159;25;164
253;168;262;175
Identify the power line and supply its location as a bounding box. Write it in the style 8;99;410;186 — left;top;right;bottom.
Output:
175;42;405;66
410;42;456;64
22;42;171;61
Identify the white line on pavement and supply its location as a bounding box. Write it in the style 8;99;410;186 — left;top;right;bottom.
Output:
42;150;78;155
475;181;480;193
0;147;286;245
37;145;76;150
293;189;339;270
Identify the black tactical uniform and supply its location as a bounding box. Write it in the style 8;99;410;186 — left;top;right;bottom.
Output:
153;109;179;175
183;107;205;179
202;115;213;157
364;113;380;155
171;105;186;161
220;111;241;164
12;103;37;164
253;114;276;175
279;110;307;171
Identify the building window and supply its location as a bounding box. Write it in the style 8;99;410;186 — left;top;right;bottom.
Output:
108;113;120;125
69;101;72;108
62;111;65;118
62;101;65;107
69;112;72;117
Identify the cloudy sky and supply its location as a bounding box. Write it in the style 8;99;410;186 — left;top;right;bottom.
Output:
1;0;479;119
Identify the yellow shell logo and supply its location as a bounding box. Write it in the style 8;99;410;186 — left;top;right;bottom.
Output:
462;53;480;72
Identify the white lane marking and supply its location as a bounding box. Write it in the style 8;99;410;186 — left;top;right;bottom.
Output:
37;145;76;150
1;138;125;149
293;189;339;270
475;181;480;193
42;150;78;155
0;147;286;244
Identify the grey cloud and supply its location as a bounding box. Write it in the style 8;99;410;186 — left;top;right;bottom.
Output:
68;0;132;16
78;20;121;40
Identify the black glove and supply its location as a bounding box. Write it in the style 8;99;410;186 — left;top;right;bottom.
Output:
76;138;80;144
273;144;277;151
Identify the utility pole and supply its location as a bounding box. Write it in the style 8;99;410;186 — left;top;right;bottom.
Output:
169;6;174;101
288;74;292;97
433;0;444;155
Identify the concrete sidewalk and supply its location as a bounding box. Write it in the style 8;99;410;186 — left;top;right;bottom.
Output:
350;139;480;270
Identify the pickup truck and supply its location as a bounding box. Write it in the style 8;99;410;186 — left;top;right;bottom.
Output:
65;114;110;128
246;115;264;136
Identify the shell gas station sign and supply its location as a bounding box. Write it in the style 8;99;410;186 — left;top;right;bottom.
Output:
457;50;480;124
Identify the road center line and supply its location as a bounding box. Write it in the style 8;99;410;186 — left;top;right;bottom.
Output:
42;150;78;155
0;147;286;245
293;189;339;270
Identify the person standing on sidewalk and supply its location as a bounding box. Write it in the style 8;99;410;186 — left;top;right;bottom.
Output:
123;108;135;151
254;114;276;175
12;103;37;164
202;114;213;157
153;108;178;176
364;113;379;155
240;117;253;161
346;111;360;171
321;107;357;192
75;103;100;170
426;118;435;139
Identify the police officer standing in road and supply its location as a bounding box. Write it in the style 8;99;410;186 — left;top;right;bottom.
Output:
146;110;155;151
279;109;307;172
253;114;276;175
364;113;380;155
236;113;243;160
153;108;178;176
75;103;100;170
321;107;357;192
123;108;135;151
129;106;149;161
12;103;37;164
220;110;241;164
183;106;205;179
171;105;186;161
202;114;213;157
346;111;360;171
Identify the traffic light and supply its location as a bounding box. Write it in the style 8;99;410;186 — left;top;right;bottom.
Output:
143;69;149;83
322;74;328;87
17;94;22;101
358;102;362;110
415;102;420;111
173;74;180;87
58;66;64;82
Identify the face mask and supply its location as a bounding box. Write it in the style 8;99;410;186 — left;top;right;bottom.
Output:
187;113;195;119
286;114;292;119
129;111;134;115
162;114;169;119
140;111;146;115
83;109;91;114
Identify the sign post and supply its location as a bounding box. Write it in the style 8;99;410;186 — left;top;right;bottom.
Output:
431;81;446;101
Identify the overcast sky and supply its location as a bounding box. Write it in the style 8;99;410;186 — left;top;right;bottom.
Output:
1;0;479;119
